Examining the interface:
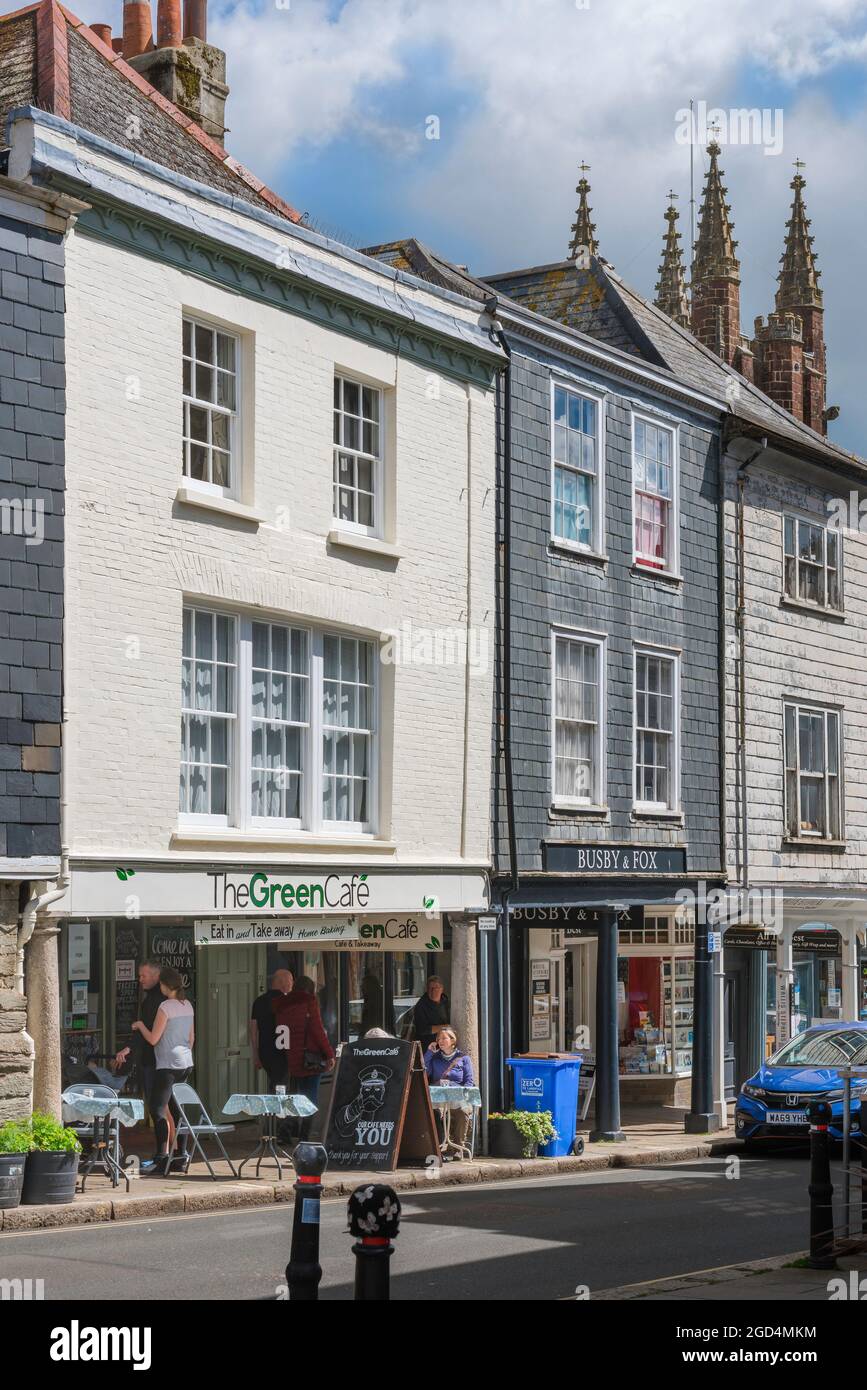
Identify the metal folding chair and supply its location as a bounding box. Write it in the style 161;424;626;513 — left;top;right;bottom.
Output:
62;1083;126;1189
172;1084;237;1180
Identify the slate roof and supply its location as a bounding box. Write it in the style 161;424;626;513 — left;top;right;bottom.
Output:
0;0;303;222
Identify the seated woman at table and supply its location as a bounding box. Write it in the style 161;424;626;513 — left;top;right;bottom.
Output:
131;966;194;1177
424;1027;475;1155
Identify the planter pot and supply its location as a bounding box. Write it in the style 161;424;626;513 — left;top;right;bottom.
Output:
488;1118;537;1160
21;1150;78;1206
0;1153;27;1209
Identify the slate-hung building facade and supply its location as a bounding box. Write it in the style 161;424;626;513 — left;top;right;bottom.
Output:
0;0;499;1120
482;150;867;1130
0;173;70;1122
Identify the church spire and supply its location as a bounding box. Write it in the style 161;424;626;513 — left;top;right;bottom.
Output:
775;159;822;313
691;139;740;285
654;192;690;328
690;138;742;365
568;161;598;262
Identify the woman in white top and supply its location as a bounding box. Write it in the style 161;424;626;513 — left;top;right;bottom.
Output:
132;966;194;1176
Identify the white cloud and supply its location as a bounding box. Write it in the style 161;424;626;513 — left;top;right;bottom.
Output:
76;0;867;447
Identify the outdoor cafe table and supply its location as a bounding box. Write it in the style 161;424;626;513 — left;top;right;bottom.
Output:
60;1091;145;1192
222;1093;318;1179
428;1085;482;1160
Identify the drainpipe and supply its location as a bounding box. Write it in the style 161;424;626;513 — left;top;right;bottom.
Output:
733;432;767;891
488;299;517;1109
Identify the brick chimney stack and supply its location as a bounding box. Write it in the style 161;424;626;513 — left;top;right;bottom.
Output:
156;0;182;48
122;0;152;59
124;0;229;144
184;0;207;41
690;140;743;369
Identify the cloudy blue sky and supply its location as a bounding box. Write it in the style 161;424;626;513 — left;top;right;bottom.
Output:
83;0;867;451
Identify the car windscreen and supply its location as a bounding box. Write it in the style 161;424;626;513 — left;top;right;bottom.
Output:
771;1028;867;1068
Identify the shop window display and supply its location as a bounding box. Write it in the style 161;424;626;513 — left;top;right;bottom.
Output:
617;911;694;1077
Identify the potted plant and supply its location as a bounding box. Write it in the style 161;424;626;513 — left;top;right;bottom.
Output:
0;1119;31;1210
21;1112;81;1206
487;1109;558;1159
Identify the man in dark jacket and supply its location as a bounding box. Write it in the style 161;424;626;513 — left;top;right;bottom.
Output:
412;976;450;1052
250;968;294;1089
114;960;164;1162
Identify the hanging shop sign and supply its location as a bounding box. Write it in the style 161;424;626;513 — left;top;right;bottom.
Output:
543;844;687;874
55;867;486;918
724;926;841;955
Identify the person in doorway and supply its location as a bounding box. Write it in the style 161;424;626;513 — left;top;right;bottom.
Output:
274;976;335;1140
131;966;195;1176
424;1026;475;1158
412;976;450;1052
250;968;294;1090
114;959;163;1162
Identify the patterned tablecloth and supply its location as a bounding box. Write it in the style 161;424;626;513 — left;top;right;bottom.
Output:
428;1085;482;1108
61;1092;145;1127
222;1092;318;1119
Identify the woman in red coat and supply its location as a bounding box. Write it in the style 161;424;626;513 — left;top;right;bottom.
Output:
273;977;335;1135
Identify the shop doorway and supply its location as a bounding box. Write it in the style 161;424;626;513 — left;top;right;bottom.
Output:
198;944;265;1115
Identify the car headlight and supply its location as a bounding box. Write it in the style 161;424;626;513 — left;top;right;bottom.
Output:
742;1084;765;1100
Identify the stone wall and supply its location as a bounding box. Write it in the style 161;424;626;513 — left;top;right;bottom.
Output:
0;881;31;1123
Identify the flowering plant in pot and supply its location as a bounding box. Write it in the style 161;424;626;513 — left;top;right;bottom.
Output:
487;1109;558;1159
0;1119;31;1210
21;1112;81;1206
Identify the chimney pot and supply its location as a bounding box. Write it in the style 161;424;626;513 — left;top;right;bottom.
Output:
91;23;112;46
122;0;152;59
183;0;207;42
157;0;183;47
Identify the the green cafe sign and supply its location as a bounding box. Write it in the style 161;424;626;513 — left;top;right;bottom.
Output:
209;871;372;912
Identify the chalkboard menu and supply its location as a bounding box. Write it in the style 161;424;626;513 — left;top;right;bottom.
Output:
114;924;143;1048
148;925;196;1007
324;1038;438;1171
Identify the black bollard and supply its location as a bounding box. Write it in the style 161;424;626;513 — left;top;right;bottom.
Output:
807;1101;836;1269
861;1100;867;1236
285;1142;328;1301
347;1183;401;1301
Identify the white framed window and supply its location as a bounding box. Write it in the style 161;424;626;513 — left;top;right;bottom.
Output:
552;630;605;807
552;383;603;552
784;701;842;840
180;607;377;835
633;414;678;572
180;608;236;821
634;647;679;811
333;375;382;533
783;515;842;611
182;317;239;493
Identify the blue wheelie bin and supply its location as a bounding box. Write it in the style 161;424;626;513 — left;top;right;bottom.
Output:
506;1055;583;1157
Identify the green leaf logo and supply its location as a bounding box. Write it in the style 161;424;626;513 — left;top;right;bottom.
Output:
360;873;368;882
423;896;435;909
115;867;136;881
426;935;441;951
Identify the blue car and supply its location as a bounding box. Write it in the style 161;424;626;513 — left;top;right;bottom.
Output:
736;1022;867;1146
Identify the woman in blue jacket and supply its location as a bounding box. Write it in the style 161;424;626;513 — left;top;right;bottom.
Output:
424;1026;475;1156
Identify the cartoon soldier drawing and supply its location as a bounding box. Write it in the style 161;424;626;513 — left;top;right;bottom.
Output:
334;1064;393;1139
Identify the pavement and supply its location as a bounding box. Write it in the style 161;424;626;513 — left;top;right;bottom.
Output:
1;1104;739;1232
593;1251;867;1301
